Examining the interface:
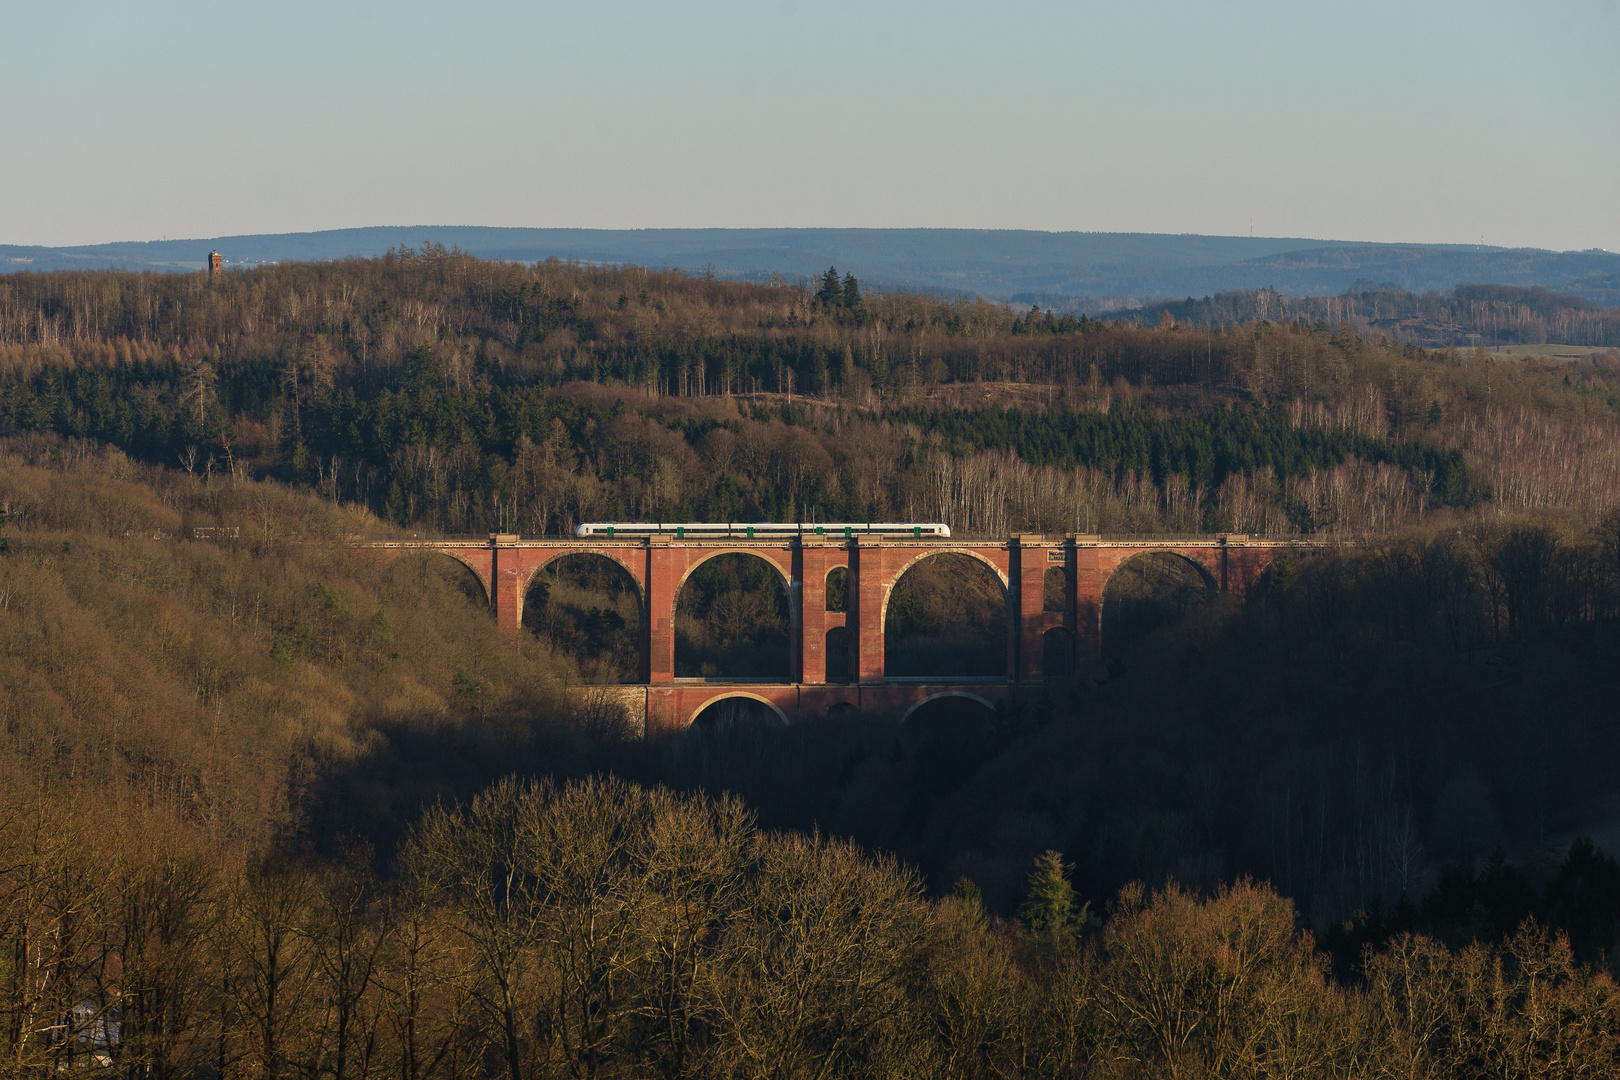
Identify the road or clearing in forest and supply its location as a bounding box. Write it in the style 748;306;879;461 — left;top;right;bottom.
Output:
716;381;1148;415
1477;344;1618;362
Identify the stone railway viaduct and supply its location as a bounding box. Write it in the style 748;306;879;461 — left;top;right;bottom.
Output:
368;533;1300;732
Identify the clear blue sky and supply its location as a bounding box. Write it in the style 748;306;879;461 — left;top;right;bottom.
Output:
3;0;1615;250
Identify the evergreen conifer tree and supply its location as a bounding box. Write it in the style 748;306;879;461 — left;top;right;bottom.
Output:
810;351;829;395
817;267;843;310
1020;849;1089;939
870;348;889;391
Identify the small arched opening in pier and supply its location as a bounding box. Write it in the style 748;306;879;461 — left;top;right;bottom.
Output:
1043;565;1068;612
826;566;849;612
1043;627;1074;680
825;626;852;683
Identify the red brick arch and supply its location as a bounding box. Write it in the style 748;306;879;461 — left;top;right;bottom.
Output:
435;550;494;602
1099;546;1218;582
899;690;998;723
884;547;1011;591
672;547;793;596
880;548;1009;626
509;548;647;627
684;690;791;727
1100;547;1221;597
370;544;494;605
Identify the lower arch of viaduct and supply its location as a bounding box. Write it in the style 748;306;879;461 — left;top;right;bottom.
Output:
368;533;1297;700
587;683;1018;733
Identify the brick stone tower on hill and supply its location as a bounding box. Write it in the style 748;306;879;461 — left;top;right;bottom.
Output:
208;251;223;275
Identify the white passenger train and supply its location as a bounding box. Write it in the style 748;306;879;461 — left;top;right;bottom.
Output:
574;522;951;539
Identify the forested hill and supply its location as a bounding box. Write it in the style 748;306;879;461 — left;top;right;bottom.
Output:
6;226;1619;305
1;249;1617;538
1110;282;1620;347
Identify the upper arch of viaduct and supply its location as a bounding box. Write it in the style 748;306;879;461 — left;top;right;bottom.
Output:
1102;546;1223;597
672;547;794;598
367;531;1303;684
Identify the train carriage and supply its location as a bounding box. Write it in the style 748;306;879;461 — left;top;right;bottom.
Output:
573;522;951;539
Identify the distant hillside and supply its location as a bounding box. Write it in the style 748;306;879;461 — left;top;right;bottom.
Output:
1108;283;1620;348
4;227;1617;306
4;248;1619;543
1017;245;1620;309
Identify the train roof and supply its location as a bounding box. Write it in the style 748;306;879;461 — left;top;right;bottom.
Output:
573;522;951;538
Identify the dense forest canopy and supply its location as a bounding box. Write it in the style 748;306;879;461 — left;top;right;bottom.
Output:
7;768;1620;1079
1;249;1616;539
